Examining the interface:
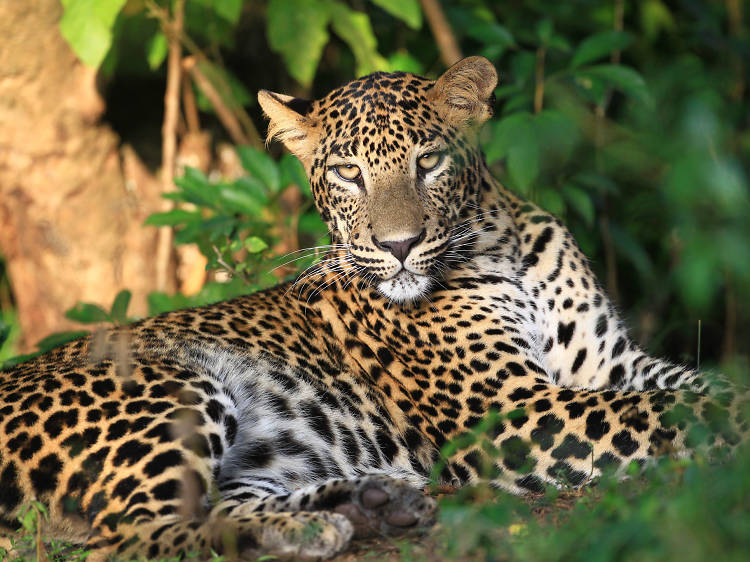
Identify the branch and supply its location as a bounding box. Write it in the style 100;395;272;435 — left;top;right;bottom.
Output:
183;56;258;147
420;0;462;67
182;73;200;133
155;0;185;292
534;47;546;114
146;0;262;148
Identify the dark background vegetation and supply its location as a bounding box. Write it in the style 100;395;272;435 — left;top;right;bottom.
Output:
0;1;749;560
1;0;748;375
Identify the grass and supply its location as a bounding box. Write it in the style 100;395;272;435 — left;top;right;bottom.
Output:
3;444;749;561
334;443;750;562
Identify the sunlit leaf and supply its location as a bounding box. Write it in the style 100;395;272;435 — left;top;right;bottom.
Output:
267;0;330;87
245;237;269;253
145;31;168;70
109;290;132;324
369;0;421;29
219;185;265;217
212;0;243;24
640;0;675;40
386;51;424;74
65;303;111;324
144;209;201;227
60;0;127;68
174;168;219;207
330;2;388;76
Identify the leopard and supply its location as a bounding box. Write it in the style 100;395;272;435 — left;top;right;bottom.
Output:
0;56;747;561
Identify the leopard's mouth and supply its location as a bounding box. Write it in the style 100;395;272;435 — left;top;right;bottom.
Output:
375;270;433;303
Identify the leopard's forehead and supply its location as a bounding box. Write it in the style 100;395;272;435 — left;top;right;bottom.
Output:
311;72;446;162
317;71;433;115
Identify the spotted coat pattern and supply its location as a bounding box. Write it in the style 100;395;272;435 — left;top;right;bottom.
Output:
0;57;747;560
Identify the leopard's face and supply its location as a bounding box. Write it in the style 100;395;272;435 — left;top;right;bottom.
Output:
259;58;499;303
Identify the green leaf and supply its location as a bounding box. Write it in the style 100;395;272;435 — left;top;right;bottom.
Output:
547;34;572;53
219;185;265;217
466;22;515;50
237;146;281;192
330;3;388;77
562;184;596;227
385;52;423;74
299;212;329;236
609;223;654;280
534;110;579;166
508;133;539;195
536;19;553;45
245;237;269;253
267;0;331;87
640;0;675;40
194;61;253;112
279;154;311;195
174;167;219;207
369;0;422;29
35;331;89;354
213;0;243;24
486;112;539;193
571;31;634;68
60;0;127;68
485;111;531;163
579;64;654;108
109;290;132;324
145;31;168;70
65;302;111;324
0;322;10;348
144;209;201;227
537;188;565;216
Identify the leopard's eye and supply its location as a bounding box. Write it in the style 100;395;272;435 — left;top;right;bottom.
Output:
418;152;443;170
334;164;361;181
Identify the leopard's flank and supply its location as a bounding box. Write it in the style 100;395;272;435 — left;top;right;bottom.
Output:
0;57;747;560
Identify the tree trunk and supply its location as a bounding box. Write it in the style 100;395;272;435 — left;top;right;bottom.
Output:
0;0;169;351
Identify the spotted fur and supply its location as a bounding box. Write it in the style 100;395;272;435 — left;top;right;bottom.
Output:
0;57;747;560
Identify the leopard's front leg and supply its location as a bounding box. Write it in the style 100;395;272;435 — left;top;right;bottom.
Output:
222;474;438;538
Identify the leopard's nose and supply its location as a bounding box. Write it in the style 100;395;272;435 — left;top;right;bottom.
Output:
372;229;426;263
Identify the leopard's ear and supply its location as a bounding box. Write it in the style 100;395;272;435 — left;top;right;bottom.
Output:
429;56;498;127
257;90;318;163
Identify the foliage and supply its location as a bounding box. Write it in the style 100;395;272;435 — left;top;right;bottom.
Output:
432;443;750;562
0;0;747;557
144;146;328;314
50;0;750;366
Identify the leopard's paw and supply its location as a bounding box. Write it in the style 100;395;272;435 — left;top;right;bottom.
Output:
331;475;437;538
233;511;353;560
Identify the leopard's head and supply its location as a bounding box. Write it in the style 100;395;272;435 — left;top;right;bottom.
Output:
259;56;498;303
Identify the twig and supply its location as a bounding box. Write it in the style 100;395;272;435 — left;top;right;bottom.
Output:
534;47;546;114
420;0;463;67
595;0;625;302
182;73;200;133
727;0;745;101
146;0;262;148
183;56;254;146
211;244;251;284
155;0;185;292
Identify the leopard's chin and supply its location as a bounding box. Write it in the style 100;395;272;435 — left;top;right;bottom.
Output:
376;270;433;303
